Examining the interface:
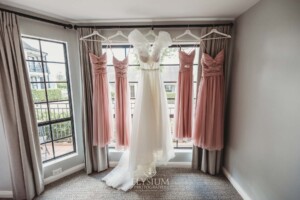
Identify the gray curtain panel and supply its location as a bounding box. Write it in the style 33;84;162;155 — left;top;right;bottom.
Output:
0;12;44;199
78;28;109;174
192;25;232;175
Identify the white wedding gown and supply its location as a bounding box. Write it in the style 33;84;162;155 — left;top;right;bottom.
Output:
102;29;175;191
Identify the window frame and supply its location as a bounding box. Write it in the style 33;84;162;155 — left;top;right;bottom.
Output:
22;36;76;163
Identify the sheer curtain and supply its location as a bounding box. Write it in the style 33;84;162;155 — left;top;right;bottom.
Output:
78;28;109;173
192;25;233;175
0;11;44;199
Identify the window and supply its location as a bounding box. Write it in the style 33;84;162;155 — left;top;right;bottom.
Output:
22;36;76;162
105;45;199;148
130;85;135;98
165;84;175;92
31;77;38;89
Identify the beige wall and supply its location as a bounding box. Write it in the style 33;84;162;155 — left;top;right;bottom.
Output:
0;113;12;191
224;0;300;199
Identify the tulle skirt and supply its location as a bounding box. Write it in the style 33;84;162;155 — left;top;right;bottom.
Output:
102;69;175;191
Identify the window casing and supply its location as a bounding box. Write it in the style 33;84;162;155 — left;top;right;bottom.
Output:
22;36;76;162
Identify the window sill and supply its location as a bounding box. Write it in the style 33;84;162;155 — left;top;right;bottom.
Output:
108;148;192;163
43;152;78;168
108;148;192;153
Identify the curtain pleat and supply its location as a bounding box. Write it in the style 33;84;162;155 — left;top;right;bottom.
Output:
0;11;44;199
78;28;109;173
192;25;233;175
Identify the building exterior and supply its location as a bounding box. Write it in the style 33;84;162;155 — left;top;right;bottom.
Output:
23;41;50;89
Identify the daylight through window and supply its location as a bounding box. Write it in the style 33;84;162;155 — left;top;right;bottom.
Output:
22;36;76;162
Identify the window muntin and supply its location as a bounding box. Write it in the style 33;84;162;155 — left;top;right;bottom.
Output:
22;36;76;162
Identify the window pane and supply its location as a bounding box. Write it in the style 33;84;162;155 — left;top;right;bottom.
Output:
49;102;70;120
178;140;193;148
47;83;69;102
195;48;200;64
161;47;180;64
161;65;179;82
40;142;54;161
128;48;139;65
103;49;113;66
107;66;115;82
130;85;135;98
26;61;43;75
51;121;72;140
193;64;198;82
22;38;41;61
38;125;52;143
34;103;49;123
104;47;126;66
127;66;140;82
46;63;67;81
40;41;65;62
22;36;76;161
109;82;116;101
54;137;74;157
31;85;46;102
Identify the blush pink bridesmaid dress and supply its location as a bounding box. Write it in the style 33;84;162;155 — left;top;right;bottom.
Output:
193;49;225;150
89;52;113;147
174;49;195;139
113;56;130;149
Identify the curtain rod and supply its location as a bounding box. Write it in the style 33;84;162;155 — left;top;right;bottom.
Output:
0;7;73;29
0;7;234;30
73;23;234;30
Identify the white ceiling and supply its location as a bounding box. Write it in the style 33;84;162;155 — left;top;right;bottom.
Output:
0;0;260;23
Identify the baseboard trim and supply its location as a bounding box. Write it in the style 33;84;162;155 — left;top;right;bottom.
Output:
222;167;252;200
162;162;191;168
109;162;191;168
44;163;85;185
0;190;13;198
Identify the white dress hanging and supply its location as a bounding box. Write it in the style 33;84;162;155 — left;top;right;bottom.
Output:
102;29;175;191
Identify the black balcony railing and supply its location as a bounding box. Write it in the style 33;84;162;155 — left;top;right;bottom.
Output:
34;81;196;148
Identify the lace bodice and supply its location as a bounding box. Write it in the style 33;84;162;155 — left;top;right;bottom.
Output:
128;29;172;69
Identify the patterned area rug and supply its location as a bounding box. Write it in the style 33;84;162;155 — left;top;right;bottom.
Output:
35;168;242;200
